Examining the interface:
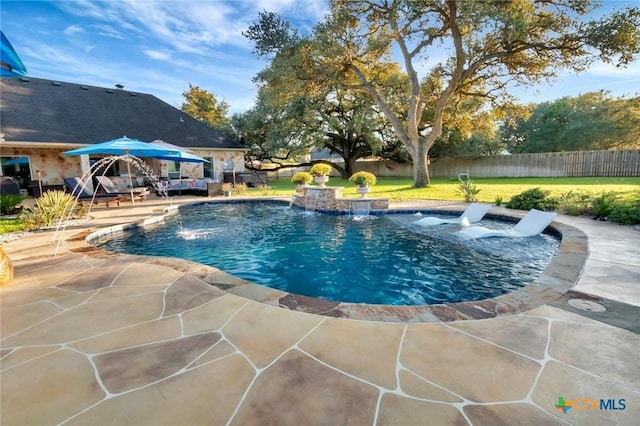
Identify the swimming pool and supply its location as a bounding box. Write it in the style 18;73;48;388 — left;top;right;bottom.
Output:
97;201;560;306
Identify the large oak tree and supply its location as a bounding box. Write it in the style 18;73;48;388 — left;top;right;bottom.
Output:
310;0;640;186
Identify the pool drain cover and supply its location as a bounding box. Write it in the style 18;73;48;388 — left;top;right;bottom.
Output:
567;298;606;312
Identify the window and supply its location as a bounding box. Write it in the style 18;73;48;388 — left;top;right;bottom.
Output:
0;156;31;189
203;156;215;179
167;161;180;179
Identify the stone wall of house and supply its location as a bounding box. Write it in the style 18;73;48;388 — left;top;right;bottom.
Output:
1;147;246;187
0;147;83;186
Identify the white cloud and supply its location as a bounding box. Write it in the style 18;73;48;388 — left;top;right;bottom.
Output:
143;49;172;61
63;25;84;35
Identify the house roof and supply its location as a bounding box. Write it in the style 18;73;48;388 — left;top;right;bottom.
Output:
0;76;245;150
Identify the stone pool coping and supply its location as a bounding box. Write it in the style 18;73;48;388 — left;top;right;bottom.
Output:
82;198;587;323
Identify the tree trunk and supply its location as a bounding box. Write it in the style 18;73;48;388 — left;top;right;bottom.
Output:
343;156;357;178
413;140;431;187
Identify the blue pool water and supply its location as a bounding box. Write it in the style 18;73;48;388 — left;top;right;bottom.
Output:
97;202;560;305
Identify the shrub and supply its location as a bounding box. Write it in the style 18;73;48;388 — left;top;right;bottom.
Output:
591;191;619;220
494;195;503;206
505;187;559;211
19;190;86;230
234;183;248;194
608;199;640;226
309;163;332;177
0;218;26;234
221;182;233;192
557;190;592;216
348;171;377;187
457;179;480;203
0;194;24;215
291;172;313;185
257;185;272;196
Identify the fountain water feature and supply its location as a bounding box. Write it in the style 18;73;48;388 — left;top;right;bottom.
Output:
351;199;372;217
305;190;319;213
53;154;167;255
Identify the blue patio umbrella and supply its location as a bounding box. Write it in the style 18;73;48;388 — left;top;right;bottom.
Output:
1;31;27;77
64;136;181;158
64;136;182;204
1;157;30;166
150;140;208;163
149;140;208;195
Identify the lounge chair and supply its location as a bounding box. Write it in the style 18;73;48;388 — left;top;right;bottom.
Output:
95;176;148;203
414;203;492;227
455;209;557;239
63;177;121;207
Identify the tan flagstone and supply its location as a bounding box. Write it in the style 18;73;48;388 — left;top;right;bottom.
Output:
189;340;237;367
398;369;463;402
112;262;184;287
1;300;64;337
401;324;540;402
532;360;640;425
69;316;182;354
46;290;97;308
181;294;249;335
1;292;164;347
88;284;168;302
164;274;226;315
298;317;404;389
526;304;611;325
0;286;76;308
10;251;78;270
0;345;60;371
232;349;378;425
65;354;254;426
377;393;467;425
94;331;221;394
448;315;550;360
223;302;323;369
463;403;563;425
548;320;640;390
11;256;94;288
57;261;139;292
0;349;105;425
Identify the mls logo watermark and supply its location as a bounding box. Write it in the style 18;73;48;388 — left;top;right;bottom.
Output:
555;396;626;414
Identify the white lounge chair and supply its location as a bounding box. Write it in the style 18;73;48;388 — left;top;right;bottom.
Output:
455;209;557;239
414;203;492;227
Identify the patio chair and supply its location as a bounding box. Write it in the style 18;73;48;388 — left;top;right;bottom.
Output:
414;203;492;227
95;176;148;203
455;209;557;239
63;177;121;208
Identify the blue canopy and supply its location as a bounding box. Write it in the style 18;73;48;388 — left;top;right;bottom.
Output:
150;140;208;163
1;31;27;77
64;136;183;204
64;137;181;158
1;156;29;166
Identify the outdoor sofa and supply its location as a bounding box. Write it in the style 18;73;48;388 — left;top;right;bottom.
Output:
155;178;218;196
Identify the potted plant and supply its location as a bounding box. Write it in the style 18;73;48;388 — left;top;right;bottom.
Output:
221;182;233;197
291;172;313;192
349;171;377;198
310;163;332;187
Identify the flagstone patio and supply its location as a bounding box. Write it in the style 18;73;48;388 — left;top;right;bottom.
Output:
1;196;638;425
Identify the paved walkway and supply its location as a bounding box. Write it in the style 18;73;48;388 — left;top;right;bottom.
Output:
1;196;639;425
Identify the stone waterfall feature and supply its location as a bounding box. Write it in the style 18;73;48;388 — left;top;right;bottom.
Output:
290;186;388;214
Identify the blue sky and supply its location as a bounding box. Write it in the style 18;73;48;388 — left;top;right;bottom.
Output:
1;0;638;114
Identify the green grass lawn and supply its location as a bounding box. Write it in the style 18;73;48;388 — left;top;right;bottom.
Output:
251;176;640;203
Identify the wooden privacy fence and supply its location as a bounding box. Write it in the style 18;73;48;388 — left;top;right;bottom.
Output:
267;149;640;179
425;150;640;178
